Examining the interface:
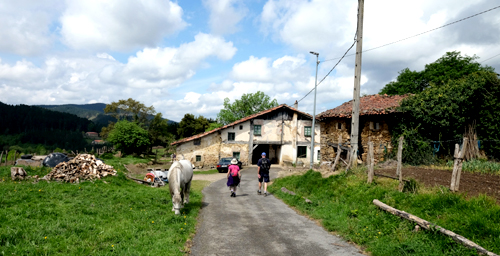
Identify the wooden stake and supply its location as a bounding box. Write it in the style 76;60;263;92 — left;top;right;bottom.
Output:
367;141;374;183
331;135;342;172
451;137;468;192
373;199;499;256
0;150;3;166
396;136;404;192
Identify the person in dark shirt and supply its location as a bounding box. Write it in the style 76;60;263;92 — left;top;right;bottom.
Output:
257;152;271;196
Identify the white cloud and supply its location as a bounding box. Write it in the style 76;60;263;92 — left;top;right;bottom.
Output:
0;1;62;56
60;0;187;51
203;0;247;35
0;33;237;111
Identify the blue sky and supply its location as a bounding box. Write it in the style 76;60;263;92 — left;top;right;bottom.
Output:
0;0;499;122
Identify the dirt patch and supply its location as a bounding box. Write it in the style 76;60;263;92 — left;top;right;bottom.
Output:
125;163;172;180
376;167;500;203
192;173;227;183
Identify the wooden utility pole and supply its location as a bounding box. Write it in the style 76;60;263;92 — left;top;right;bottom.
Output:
349;0;365;167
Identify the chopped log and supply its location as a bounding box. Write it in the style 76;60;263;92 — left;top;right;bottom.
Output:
11;167;27;181
396;136;404;192
367;141;374;183
331;135;342;172
373;199;498;256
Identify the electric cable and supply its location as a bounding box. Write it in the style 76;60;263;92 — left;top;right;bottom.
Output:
323;5;500;63
480;52;500;63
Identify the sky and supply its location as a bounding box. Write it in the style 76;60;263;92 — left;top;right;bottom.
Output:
0;0;499;122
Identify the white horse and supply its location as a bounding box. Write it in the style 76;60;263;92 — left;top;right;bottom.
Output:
168;160;194;215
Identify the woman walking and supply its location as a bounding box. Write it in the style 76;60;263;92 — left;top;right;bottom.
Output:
226;158;241;197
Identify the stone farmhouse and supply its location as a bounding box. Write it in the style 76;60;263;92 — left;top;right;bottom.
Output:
171;103;320;167
317;94;407;163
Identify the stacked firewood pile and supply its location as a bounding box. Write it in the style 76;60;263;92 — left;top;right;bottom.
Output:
42;154;116;183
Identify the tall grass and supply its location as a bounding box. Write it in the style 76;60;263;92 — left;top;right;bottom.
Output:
0;164;209;255
269;169;500;256
446;159;500;174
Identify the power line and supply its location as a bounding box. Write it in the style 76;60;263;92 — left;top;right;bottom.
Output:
293;2;360;106
480;52;500;63
323;5;500;63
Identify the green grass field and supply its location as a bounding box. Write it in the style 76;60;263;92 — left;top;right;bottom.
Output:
269;169;500;256
0;163;210;255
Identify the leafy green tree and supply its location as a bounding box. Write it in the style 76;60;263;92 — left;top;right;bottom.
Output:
217;91;279;125
148;113;170;145
380;51;494;95
104;98;155;124
395;71;500;160
177;114;211;138
206;122;223;132
107;120;150;155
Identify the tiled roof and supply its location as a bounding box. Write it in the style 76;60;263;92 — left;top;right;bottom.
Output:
317;94;408;119
171;104;315;145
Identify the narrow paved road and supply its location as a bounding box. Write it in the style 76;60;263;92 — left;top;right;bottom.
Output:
190;167;365;256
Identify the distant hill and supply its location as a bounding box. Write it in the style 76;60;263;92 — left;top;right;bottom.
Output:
36;103;177;125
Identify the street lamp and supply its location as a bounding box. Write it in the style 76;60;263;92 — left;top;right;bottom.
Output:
309;51;319;169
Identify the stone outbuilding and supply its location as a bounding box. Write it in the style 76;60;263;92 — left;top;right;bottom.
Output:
317;94;407;163
171;104;320;167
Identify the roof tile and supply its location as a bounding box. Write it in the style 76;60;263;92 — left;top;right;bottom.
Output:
317;94;408;119
171;104;314;145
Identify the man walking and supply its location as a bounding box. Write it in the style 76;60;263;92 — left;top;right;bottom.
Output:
257;152;271;196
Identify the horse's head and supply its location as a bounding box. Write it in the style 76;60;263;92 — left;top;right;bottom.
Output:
172;193;182;215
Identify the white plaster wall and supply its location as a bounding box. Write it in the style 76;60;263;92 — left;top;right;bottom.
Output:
220;120;250;142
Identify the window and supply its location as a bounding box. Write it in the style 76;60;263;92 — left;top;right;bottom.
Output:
317;150;320;160
337;122;342;130
254;125;261;135
239;125;243;130
370;122;380;131
193;139;201;145
304;126;312;137
297;146;307;158
233;152;240;160
196;155;201;162
228;132;235;141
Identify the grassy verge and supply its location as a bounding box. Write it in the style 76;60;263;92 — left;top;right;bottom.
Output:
193;169;218;175
446;159;500;174
269;169;500;256
0;163;210;255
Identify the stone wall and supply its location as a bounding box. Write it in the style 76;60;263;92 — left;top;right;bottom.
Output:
320;116;394;163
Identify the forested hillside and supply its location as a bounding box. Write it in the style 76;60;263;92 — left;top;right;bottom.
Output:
0;102;100;151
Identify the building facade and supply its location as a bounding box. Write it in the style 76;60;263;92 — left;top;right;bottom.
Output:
317;94;407;163
171;104;320;167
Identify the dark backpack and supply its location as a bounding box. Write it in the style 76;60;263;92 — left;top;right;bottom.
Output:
260;158;270;173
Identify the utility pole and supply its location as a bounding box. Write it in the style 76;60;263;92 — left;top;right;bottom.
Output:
309;51;319;170
349;0;364;168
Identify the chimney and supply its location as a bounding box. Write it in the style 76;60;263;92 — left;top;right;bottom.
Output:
294;100;298;109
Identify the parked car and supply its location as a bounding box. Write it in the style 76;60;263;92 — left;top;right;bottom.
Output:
216;157;242;173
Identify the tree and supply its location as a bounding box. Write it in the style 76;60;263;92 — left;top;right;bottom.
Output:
101;99;173;150
380;51;495;95
148;113;170;146
395;71;500;160
177;114;211;138
104;98;155;124
217;91;279;125
107;120;150;155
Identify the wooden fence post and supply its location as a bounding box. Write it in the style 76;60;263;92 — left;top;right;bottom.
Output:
331;135;342;172
397;136;404;192
367;141;374;183
450;137;468;192
0;150;3;166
